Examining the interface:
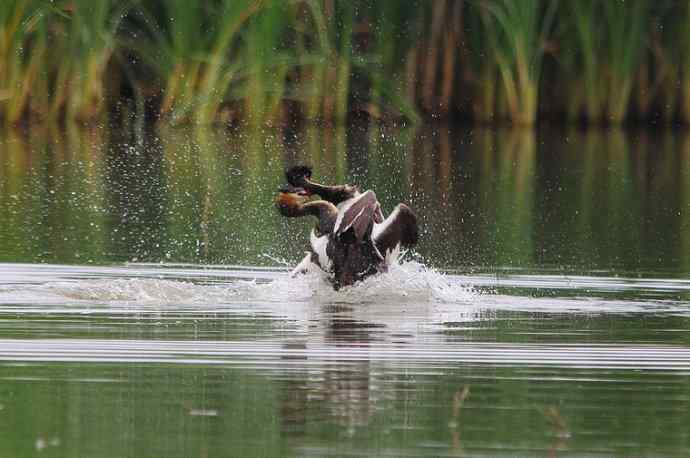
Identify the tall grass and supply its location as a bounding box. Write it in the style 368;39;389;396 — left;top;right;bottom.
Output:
242;1;291;125
55;0;129;121
0;0;44;124
1;0;128;124
480;0;557;125
133;0;264;124
3;0;690;126
559;0;603;123
600;0;649;124
367;1;421;120
558;0;650;124
644;1;681;123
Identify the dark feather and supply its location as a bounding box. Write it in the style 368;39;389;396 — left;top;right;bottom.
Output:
335;191;379;242
373;204;419;254
285;165;312;187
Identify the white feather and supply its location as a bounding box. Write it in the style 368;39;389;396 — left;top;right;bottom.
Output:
372;205;403;266
372;205;400;242
384;244;401;265
333;191;362;233
310;229;331;271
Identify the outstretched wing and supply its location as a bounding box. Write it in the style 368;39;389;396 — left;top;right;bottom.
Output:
334;190;379;242
372;203;419;255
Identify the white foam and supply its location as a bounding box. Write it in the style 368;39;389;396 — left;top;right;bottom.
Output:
0;259;476;310
0;278;244;307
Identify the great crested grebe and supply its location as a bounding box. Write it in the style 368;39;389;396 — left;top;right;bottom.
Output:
275;166;418;290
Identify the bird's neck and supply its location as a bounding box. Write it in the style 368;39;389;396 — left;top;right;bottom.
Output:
303;201;337;234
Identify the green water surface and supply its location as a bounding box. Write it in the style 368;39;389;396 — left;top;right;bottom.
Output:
1;124;690;457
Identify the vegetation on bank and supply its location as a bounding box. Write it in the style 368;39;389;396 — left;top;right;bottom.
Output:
2;0;690;127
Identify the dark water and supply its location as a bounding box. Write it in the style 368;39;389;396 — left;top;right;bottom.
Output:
1;124;690;457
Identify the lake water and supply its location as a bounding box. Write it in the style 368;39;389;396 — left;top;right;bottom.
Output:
1;123;689;456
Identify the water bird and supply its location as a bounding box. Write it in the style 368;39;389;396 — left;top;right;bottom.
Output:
275;166;419;289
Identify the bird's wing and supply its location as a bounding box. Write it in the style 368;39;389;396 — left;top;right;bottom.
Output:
334;190;379;242
372;204;419;255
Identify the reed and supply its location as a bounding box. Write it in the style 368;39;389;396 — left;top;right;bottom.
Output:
367;1;421;120
560;0;604;123
600;0;649;124
333;1;353;123
1;0;130;123
133;0;257;124
1;0;689;126
644;1;682;123
0;0;44;124
134;0;332;125
480;0;557;125
242;1;290;125
297;1;330;121
309;0;354;123
60;0;129;121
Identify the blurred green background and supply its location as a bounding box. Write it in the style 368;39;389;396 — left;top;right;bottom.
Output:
2;0;690;127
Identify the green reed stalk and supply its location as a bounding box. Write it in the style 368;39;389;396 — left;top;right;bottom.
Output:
368;1;412;118
481;0;557;125
61;0;128;122
316;0;354;122
303;62;326;121
601;0;649;124
138;1;252;123
0;0;45;124
135;0;328;125
133;1;206;122
243;1;291;125
294;0;330;121
564;0;604;124
196;0;261;125
336;0;418;122
334;2;353;123
644;0;681;124
556;38;582;123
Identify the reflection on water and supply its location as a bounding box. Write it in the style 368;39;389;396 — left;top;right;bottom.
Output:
2;124;690;457
1;125;689;274
0;264;690;456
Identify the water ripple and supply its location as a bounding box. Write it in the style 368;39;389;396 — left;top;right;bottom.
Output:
2;339;690;371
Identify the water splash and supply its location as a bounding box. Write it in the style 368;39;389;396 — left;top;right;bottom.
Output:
276;260;477;305
0;260;476;308
40;279;234;305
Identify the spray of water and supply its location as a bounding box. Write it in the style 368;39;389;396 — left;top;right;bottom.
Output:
0;260;476;308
